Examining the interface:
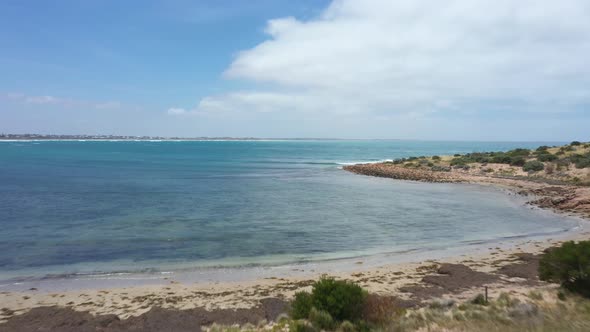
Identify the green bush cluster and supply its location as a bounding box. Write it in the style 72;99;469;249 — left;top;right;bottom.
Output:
291;277;368;324
539;241;590;298
450;148;531;167
522;160;544;172
567;152;590;169
536;153;558;162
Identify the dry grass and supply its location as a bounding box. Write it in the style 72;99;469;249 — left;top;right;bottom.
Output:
206;291;590;332
387;291;590;332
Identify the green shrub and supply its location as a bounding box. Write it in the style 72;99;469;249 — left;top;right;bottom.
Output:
492;154;512;164
292;320;317;332
537;153;558;162
450;158;467;166
510;156;527;166
523;160;544;172
571;141;582;146
291;277;367;323
507;148;531;156
567;153;590;169
338;321;356;332
471;294;488;305
309;307;334;330
536;145;550;152
539;241;590;298
311;277;367;322
575;158;590;169
292;291;314;319
432;155;441;160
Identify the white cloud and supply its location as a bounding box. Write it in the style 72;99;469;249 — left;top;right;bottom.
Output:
2;92;124;110
167;107;188;115
25;95;63;105
183;0;590;117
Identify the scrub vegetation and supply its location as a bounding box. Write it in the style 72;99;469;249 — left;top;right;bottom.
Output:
207;241;590;331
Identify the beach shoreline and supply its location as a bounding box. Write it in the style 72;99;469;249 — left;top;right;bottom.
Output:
2;147;590;329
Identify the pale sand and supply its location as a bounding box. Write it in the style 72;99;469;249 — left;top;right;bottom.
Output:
1;223;589;323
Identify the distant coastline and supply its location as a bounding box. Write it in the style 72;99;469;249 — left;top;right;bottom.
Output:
0;133;402;141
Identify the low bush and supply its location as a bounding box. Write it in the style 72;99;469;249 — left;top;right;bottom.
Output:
575;159;590;169
567;153;590;169
492;154;512;164
539;241;590;298
506;148;531;157
291;277;367;323
291;320;316;332
291;291;314;319
432;155;441;160
537;153;558;162
311;277;367;321
471;294;488;306
571;141;582;146
309;307;334;330
523;160;544;172
510;156;526;167
338;321;356;332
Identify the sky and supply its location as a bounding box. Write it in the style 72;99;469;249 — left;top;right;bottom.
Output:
1;0;589;141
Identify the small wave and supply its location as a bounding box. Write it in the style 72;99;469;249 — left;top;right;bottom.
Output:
337;159;392;166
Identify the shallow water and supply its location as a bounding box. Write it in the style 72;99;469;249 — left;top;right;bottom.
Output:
0;140;575;282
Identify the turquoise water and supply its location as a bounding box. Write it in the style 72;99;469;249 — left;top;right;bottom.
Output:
0;140;574;281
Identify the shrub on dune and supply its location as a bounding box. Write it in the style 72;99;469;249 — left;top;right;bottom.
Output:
290;277;367;324
537;153;558;162
510;156;527;167
539;241;590;298
522;160;544;172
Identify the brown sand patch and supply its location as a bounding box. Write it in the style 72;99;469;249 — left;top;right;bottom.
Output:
0;297;287;332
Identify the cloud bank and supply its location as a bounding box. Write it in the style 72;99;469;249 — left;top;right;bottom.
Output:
175;0;590;119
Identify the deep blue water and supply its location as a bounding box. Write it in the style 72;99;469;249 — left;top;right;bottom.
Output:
0;140;573;280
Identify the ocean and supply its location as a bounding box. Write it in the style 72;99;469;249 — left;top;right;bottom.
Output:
0;140;577;283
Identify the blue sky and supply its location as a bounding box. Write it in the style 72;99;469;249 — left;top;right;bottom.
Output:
1;0;589;140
